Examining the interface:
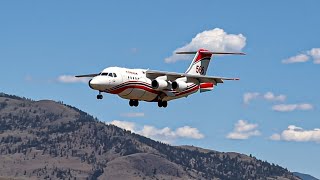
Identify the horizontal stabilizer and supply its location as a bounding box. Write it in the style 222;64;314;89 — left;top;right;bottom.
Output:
176;51;245;55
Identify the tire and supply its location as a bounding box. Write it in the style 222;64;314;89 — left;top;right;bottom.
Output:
134;100;139;107
158;101;162;107
162;101;167;108
129;100;134;106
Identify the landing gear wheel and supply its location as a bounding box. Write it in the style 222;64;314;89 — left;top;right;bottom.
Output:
129;100;139;107
133;100;139;107
129;100;134;106
157;100;168;108
162;101;167;108
97;94;103;99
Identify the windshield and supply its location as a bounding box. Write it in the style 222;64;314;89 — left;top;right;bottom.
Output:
100;72;117;77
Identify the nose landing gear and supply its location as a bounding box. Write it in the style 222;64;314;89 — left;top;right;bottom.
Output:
97;92;103;99
129;100;139;107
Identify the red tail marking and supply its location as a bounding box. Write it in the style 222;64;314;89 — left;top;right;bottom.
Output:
194;49;212;63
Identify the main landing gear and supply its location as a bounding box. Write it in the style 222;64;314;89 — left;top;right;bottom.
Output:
97;92;103;99
129;100;139;107
157;100;168;108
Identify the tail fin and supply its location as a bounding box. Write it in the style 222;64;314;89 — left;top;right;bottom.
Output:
176;49;245;75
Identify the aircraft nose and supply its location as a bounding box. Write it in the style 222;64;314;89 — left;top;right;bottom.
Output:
89;78;106;91
88;79;95;89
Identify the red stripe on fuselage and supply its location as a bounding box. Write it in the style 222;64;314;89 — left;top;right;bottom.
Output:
175;85;199;96
107;85;159;94
105;83;199;97
110;81;152;90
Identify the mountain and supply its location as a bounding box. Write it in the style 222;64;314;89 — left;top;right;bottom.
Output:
293;172;319;180
0;93;300;180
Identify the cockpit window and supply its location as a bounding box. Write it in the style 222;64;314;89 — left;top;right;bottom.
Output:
100;72;117;77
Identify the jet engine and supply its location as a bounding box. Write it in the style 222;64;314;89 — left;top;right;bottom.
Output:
151;79;169;90
172;81;188;92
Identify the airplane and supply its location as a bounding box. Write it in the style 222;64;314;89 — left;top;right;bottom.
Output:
75;49;245;108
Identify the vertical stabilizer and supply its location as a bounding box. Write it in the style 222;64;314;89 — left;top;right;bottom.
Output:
184;49;212;75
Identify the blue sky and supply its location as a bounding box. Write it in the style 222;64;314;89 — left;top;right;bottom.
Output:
1;0;320;178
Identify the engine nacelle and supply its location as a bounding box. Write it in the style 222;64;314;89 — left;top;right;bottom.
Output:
151;79;169;90
172;81;188;92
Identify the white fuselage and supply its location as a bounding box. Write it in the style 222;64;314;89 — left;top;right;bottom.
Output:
89;67;199;102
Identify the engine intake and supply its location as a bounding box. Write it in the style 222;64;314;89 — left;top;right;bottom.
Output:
172;81;188;92
151;79;169;90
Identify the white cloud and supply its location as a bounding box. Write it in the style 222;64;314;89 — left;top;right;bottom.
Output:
263;92;286;102
108;120;204;143
282;54;309;64
283;48;320;64
270;125;320;143
120;112;145;118
226;120;261;140
243;92;286;104
308;48;320;64
57;75;90;83
175;126;204;139
138;126;175;143
243;92;260;104
138;125;205;141
272;103;314;112
109;120;136;132
165;28;246;63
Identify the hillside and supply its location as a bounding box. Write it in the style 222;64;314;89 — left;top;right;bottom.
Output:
293;172;319;180
0;93;300;180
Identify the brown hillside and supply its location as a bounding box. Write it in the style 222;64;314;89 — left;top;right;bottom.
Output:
0;93;300;180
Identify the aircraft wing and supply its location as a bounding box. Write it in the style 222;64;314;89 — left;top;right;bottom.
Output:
146;70;239;84
75;73;100;78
